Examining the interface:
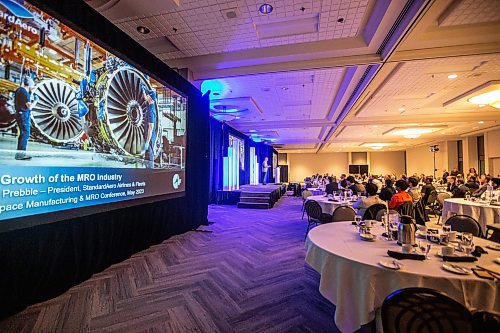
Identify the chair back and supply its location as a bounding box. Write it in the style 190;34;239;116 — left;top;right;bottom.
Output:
375;209;399;221
363;203;386;220
382;287;473;333
302;190;313;201
305;200;322;221
445;214;482;237
485;225;500;243
332;205;356;222
426;190;438;206
437;192;451;205
397;201;414;217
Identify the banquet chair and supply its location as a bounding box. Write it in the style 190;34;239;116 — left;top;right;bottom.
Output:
435;192;452;224
425;189;438;207
381;287;473;333
363;204;387;221
472;311;500;332
397;201;414;218
445;215;482;237
301;190;313;220
485;224;500;243
304;200;332;239
332;206;356;222
375;209;399;222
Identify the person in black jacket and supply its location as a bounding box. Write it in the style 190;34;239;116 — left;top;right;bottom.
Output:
441;170;449;184
452;179;470;198
465;176;480;190
379;179;395;201
325;177;339;195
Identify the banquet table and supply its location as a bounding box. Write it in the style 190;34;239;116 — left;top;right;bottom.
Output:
442;198;500;234
305;222;499;333
305;195;354;215
306;188;324;196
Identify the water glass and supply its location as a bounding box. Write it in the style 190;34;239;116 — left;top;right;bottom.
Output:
354;215;362;225
462;232;473;247
465;194;471;201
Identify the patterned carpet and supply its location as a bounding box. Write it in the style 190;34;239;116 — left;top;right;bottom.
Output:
0;197;374;333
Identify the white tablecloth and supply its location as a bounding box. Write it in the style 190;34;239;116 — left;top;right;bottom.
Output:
305;222;499;333
442;198;500;234
305;195;352;215
306;188;323;196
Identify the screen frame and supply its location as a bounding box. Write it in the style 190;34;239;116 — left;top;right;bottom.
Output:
0;0;195;230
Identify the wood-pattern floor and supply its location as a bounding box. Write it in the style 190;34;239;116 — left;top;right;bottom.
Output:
0;197;370;333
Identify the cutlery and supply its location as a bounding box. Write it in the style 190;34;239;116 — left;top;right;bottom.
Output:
450;264;468;274
425;244;432;259
392;260;401;269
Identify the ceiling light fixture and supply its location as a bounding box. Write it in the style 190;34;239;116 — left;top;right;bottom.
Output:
447;74;458;79
259;4;273;14
136;26;150;34
445;81;500;109
385;127;442;139
478;121;484;124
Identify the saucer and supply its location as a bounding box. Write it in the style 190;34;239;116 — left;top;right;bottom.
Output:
379;259;403;270
359;233;376;242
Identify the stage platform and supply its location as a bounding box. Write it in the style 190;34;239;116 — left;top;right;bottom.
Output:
215;184;287;209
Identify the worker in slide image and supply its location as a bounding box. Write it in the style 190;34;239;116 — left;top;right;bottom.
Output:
141;84;157;168
14;76;38;160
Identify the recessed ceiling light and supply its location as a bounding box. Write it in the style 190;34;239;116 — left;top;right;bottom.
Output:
259;4;273;14
478;121;484;124
399;107;405;112
282;87;288;90
479;104;486;107
249;130;256;132
448;74;458;79
137;26;150;34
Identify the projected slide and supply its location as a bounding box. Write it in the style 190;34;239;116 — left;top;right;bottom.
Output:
0;1;186;222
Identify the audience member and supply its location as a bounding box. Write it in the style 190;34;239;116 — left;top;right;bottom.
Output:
407;177;421;203
325;177;339;195
352;183;386;217
379;179;395;201
388;180;412;210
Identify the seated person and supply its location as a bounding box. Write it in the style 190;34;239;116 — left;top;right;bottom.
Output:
347;175;365;194
465;176;480;190
471;175;493;197
388;180;413;210
420;176;435;205
325;177;339;194
379;179;395;201
446;176;457;193
407;176;422;203
452;179;470;198
352;183;386;218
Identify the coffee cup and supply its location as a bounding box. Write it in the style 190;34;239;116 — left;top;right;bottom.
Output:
442;245;454;256
402;244;413;254
448;231;457;242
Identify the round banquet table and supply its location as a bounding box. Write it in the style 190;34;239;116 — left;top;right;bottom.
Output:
442;198;500;235
306;188;324;196
305;195;352;215
305;222;499;333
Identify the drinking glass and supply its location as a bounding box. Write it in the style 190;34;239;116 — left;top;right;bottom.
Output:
462;232;473;247
465;194;471;201
354;215;362;225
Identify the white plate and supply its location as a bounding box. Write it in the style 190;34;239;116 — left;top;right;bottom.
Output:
442;263;472;275
486;244;500;251
359;233;376;241
379;259;403;270
416;231;427;239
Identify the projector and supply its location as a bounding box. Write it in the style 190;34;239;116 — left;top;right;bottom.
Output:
430;145;439;153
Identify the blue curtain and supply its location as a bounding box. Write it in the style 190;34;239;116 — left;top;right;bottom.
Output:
208;119;276;202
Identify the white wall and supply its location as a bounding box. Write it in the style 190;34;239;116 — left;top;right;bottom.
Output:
406;142;446;177
288;153;349;181
485;128;500;176
287;151;406;181
369;151;406;176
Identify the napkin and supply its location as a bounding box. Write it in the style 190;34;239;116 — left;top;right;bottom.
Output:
442;255;478;262
387;250;425;261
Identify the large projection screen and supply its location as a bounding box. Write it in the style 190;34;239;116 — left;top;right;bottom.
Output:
0;1;187;227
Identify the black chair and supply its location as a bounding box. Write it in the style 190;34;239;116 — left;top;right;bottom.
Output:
425;189;438;207
382;287;473;333
414;199;428;225
332;205;356;222
445;214;482;237
397;201;414;217
304;200;332;239
485;224;500;243
472;311;500;332
362;203;386;220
